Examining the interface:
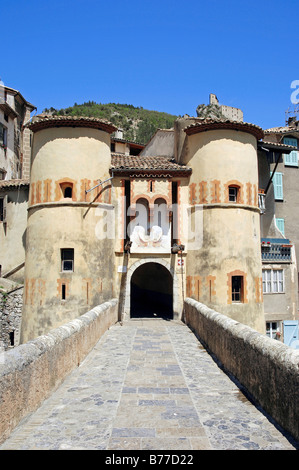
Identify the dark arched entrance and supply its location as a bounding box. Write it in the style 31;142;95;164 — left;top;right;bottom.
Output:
130;262;173;319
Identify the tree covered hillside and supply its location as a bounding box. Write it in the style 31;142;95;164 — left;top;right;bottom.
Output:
43;102;179;144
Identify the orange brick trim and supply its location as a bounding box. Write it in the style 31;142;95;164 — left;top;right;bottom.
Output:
43;179;52;203
254;184;258;206
30;182;35;205
198;181;208;204
35;181;42;204
206;275;216;301
211;180;221;203
227;270;248;304
80;179;92;202
83;278;92;304
246;182;253;206
255;276;263;303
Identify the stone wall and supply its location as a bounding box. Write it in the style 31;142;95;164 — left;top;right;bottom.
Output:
0;299;118;444
0;288;23;351
184;298;299;442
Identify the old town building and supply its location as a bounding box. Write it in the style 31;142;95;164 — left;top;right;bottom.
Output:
0;93;298;348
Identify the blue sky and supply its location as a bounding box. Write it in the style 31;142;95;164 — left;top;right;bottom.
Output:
1;0;298;130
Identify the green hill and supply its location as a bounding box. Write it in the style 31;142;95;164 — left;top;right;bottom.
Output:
43;102;179;144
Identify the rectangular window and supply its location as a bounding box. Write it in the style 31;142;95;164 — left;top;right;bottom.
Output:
61;248;74;272
229;186;238;202
61;283;66;300
0;123;7;147
258;191;266;213
232;275;243;302
275;218;285;235
283;137;298;167
262;269;284;293
0;196;7;222
266;321;281;340
271;172;283;200
0;198;3;221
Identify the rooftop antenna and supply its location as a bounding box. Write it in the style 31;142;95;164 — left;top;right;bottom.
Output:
285;105;299;125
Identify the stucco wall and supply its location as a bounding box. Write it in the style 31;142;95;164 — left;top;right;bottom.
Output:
0;187;28;283
184;298;299;442
21;125;115;342
0;299;118;444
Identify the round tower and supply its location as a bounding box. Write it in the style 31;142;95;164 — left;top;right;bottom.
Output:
20;116;117;343
183;119;265;333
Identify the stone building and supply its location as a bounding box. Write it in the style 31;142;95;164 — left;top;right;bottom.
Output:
0;84;36;180
257;117;299;344
1;97;298;348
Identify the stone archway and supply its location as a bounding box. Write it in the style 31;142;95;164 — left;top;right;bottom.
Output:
131;262;173;318
123;258;181;320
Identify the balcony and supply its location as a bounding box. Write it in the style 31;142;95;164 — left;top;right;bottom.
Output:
261;238;292;261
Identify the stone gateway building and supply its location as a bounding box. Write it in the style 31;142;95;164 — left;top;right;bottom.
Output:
1;94;299;347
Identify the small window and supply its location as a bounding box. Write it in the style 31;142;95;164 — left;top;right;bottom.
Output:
0;123;7;148
266;321;282;340
61;284;66;300
229;186;238;202
9;331;14;346
232;276;243;302
61;248;74;272
59;181;74;200
0;198;3;221
64;186;72;198
0;196;6;222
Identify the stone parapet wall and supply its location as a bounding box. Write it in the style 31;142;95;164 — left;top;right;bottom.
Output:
184;298;299;442
0;299;118;444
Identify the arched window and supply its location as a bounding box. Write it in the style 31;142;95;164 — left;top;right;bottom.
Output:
64;186;73;198
228;185;239;203
135;198;150;234
153;198;169;235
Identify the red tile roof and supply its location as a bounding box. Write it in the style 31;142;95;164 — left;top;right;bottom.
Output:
184;118;264;140
27;115;117;134
111;154;191;177
0;179;29;189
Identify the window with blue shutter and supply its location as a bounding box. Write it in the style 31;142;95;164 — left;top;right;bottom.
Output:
271;172;283;200
275;218;285;235
283;137;298;166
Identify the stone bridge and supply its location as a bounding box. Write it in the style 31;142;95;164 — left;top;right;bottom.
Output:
0;299;298;451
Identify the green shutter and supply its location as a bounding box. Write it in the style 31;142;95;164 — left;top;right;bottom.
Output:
283;137;298;166
272;172;283;200
276;218;285;235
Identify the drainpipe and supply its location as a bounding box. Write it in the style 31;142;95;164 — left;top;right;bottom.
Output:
265;152;282;195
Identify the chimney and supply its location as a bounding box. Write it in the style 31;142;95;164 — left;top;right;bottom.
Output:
288;116;297;128
115;128;124;139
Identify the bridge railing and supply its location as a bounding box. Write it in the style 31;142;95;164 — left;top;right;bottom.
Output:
0;299;118;444
184;298;299;443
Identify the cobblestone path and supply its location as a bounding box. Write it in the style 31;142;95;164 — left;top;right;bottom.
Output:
1;319;297;450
